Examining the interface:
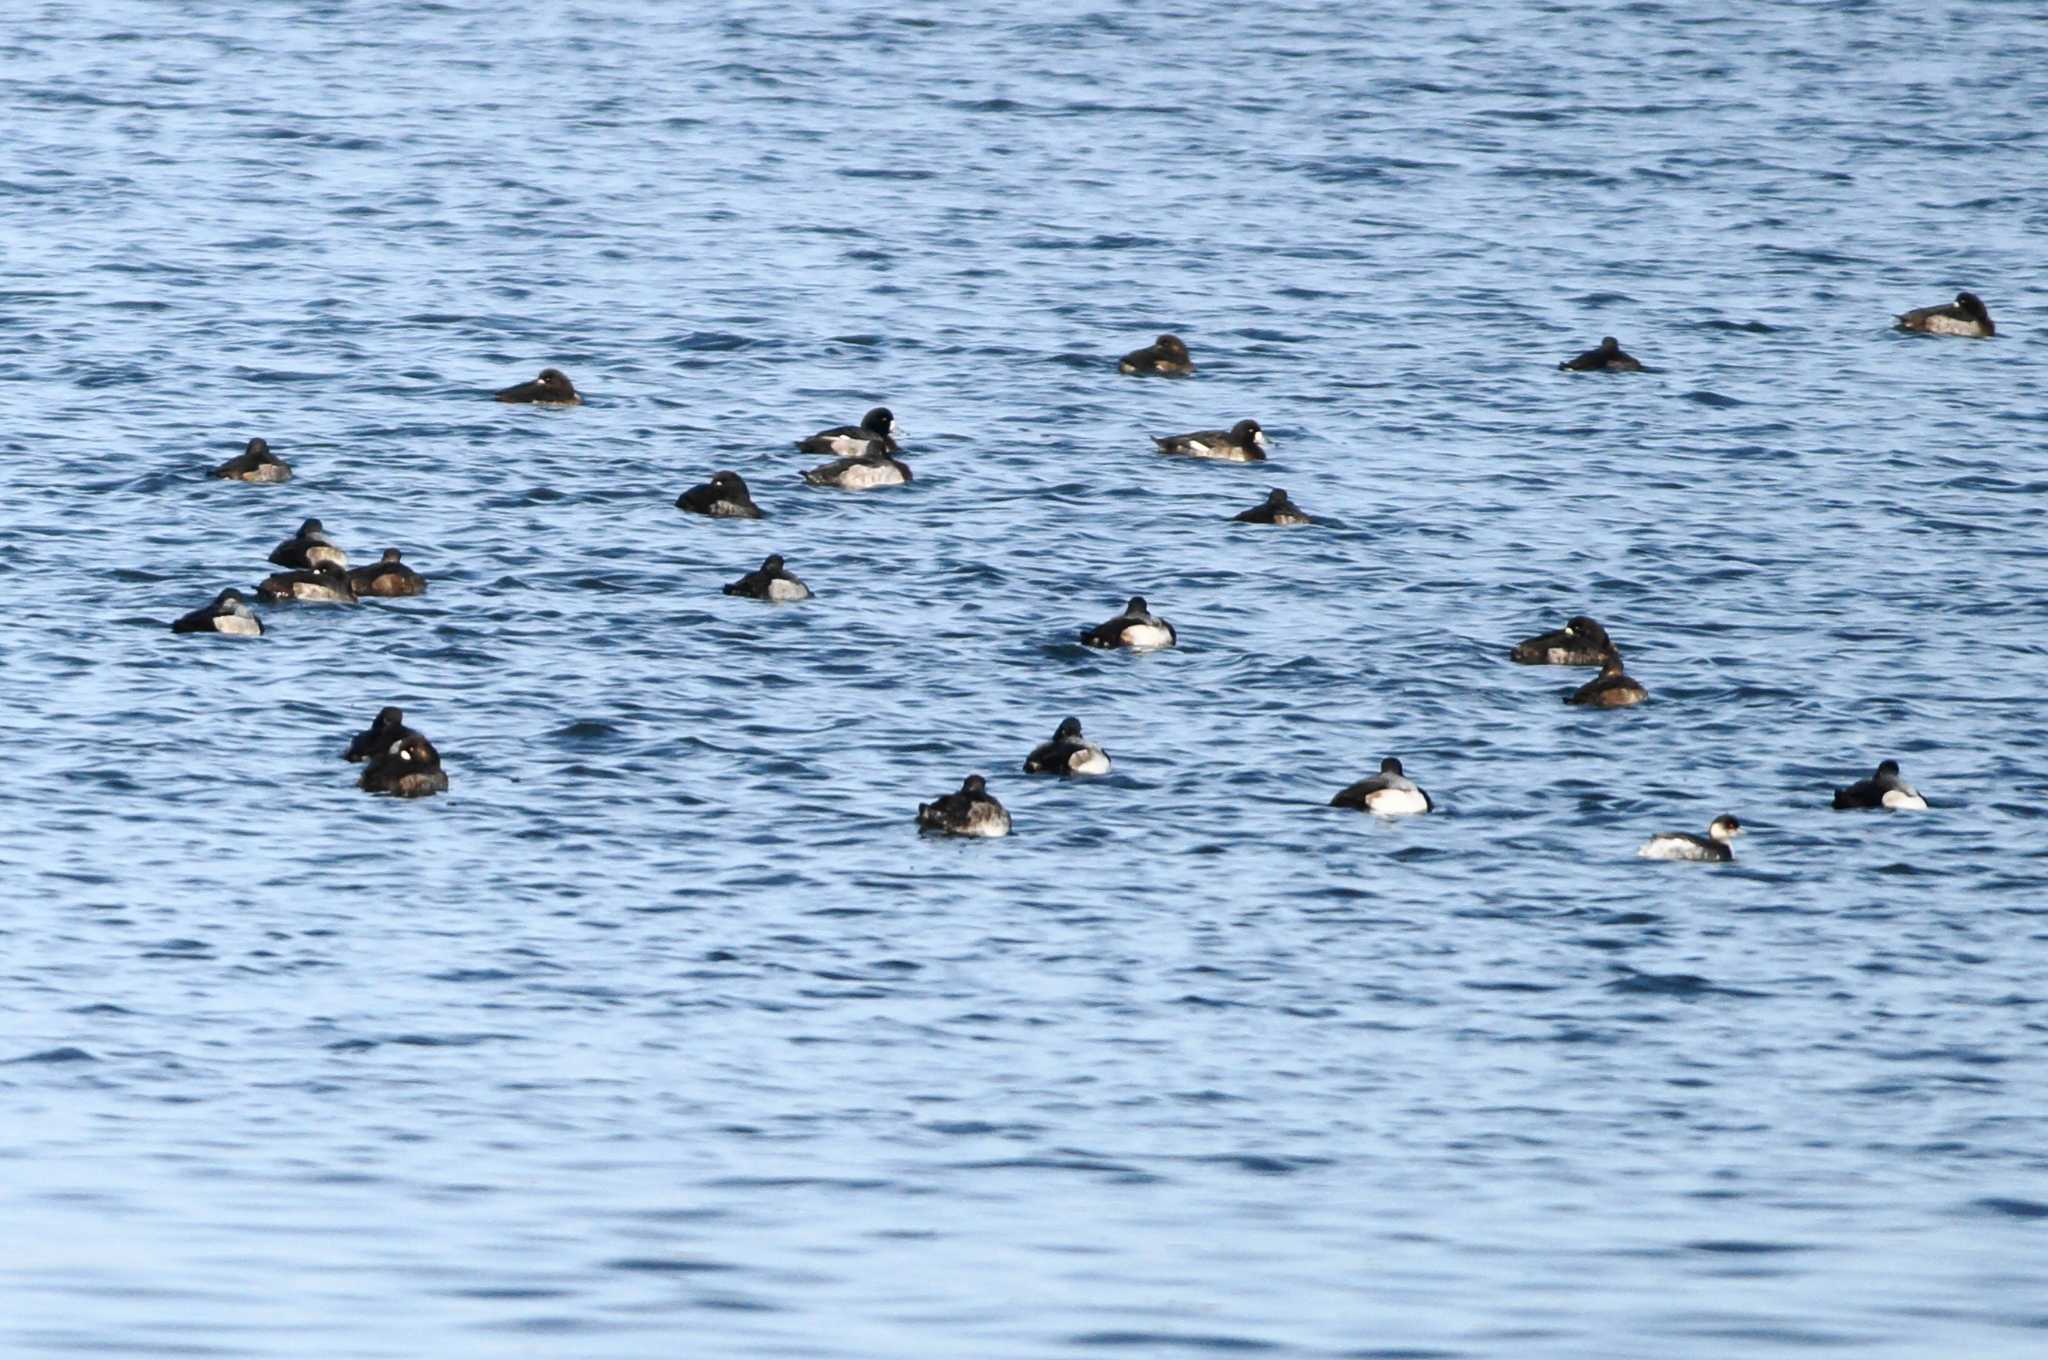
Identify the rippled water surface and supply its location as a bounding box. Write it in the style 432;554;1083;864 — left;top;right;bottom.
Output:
4;2;2048;1355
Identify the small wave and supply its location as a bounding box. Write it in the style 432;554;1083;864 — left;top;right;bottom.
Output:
3;1047;95;1064
1068;1332;1280;1352
603;1256;738;1274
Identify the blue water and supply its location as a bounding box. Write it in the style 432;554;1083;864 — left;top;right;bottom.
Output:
4;2;2046;1355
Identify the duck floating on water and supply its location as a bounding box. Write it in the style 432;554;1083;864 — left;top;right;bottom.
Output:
916;774;1011;837
359;731;449;798
210;437;291;483
1022;717;1111;776
256;564;357;604
796;407;900;457
1080;596;1177;650
1639;814;1742;862
1510;615;1614;666
1155;419;1267;462
345;706;425;763
170;588;262;636
1895;291;1994;338
1233;488;1311;525
1565;648;1647;707
676;470;765;518
1832;759;1929;810
1119;333;1195;376
350;549;427;598
494;368;582;404
722;554;811;602
269;518;346;570
1331;757;1433;816
1558;336;1643;372
801;449;911;490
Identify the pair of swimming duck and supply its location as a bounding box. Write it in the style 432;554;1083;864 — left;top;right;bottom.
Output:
797;407;913;488
705;581;1170;651
1114;335;1288;473
680;470;1308;532
917;718;1116;837
1556;292;1996;376
1509;614;1648;707
670;409;911;515
1637;758;1929;860
1067;605;1612;708
985;332;1275;460
1327;760;1762;847
486;380;907;484
675;406;1262;497
344;706;448;797
1332;755;1712;859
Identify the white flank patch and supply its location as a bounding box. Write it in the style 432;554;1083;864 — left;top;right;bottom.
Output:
1882;789;1928;810
1069;748;1111;776
216;616;261;636
1923;315;1987;337
1365;787;1429;816
767;579;811;602
1122;623;1173;649
1638;835;1718;861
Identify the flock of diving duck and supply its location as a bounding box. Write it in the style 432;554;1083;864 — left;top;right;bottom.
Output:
172;288;1993;841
